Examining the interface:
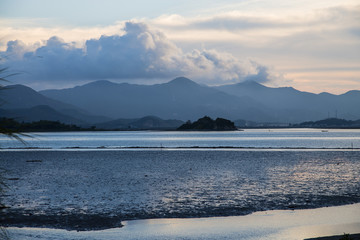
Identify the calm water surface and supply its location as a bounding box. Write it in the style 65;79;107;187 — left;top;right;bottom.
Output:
1;129;360;149
1;150;360;230
1;129;360;232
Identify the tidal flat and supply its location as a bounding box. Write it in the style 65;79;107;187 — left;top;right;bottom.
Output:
1;149;359;231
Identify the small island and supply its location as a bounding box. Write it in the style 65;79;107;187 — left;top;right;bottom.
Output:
177;116;237;131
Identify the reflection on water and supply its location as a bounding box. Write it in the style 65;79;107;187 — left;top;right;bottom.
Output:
6;204;360;240
1;129;360;233
1;129;360;149
1;150;359;223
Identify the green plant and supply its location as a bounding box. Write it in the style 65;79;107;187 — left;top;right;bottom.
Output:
0;65;22;240
340;233;353;240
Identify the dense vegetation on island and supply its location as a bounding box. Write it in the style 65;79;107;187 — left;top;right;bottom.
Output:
0;116;183;132
177;116;237;131
294;118;360;128
2;116;360;132
0;118;85;132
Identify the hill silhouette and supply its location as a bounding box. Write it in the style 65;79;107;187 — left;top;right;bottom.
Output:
216;81;360;121
295;118;360;128
0;85;111;125
2;77;360;124
95;116;183;130
178;116;237;131
40;77;270;122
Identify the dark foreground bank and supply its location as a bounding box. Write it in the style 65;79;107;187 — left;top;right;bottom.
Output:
306;233;360;240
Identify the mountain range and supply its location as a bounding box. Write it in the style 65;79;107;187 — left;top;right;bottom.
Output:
1;77;359;127
0;84;111;125
216;81;360;122
95;116;184;130
39;77;270;122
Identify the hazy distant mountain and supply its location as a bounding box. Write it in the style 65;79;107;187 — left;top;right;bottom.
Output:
40;77;271;122
295;118;360;128
59;109;111;125
216;81;307;109
6;77;359;124
1;84;112;124
94;118;136;129
215;81;360;121
96;116;184;130
1;84;76;110
130;116;183;129
0;105;86;125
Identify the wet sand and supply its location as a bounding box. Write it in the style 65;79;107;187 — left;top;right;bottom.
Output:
6;203;360;240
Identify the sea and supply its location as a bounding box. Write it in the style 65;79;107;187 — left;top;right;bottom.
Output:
1;129;360;233
1;128;360;149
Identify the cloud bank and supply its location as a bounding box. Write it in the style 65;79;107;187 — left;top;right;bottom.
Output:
2;3;358;92
1;21;272;88
149;5;360;93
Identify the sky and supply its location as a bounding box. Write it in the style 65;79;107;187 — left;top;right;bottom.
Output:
0;0;359;94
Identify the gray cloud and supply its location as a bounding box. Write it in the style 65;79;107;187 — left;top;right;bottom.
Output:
154;5;360;32
2;21;272;88
244;65;269;83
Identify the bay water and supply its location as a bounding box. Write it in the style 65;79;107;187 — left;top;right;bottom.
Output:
1;128;360;149
1;129;360;231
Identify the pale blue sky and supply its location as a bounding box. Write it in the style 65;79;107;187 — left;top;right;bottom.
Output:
1;0;359;93
1;0;239;25
2;0;353;26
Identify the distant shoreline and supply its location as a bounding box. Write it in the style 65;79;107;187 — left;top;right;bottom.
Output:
1;146;360;151
4;126;360;133
2;117;360;133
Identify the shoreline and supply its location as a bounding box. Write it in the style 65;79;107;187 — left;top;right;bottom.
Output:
3;127;360;132
3;202;360;232
6;203;360;240
1;146;360;151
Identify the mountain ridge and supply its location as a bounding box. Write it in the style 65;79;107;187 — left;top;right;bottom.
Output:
0;84;112;125
215;80;360;120
40;77;271;122
0;105;87;125
3;77;360;124
95;115;184;130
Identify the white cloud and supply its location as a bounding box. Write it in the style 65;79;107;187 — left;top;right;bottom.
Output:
1;2;359;93
152;5;360;45
0;19;126;51
1;21;271;87
150;4;360;93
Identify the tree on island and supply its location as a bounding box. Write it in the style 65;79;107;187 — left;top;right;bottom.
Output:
177;116;237;131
